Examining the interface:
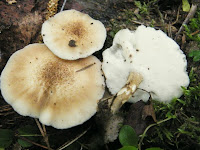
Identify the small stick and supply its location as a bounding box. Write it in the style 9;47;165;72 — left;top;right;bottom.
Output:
172;5;181;25
76;63;96;72
42;124;47;135
60;0;67;12
175;4;197;40
57;128;90;150
35;118;45;137
35;119;51;150
18;136;49;149
191;30;199;35
42;124;51;150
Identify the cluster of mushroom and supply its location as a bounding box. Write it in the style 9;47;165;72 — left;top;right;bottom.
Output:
1;9;190;129
1;9;106;129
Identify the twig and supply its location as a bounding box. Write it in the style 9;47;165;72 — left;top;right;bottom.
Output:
35;119;52;150
191;30;199;35
60;0;67;12
138;117;172;150
43;124;51;150
175;4;198;40
57;127;90;150
43;124;47;135
0;105;12;112
35;118;45;137
172;5;181;25
76;63;96;72
18;136;49;149
167;5;181;38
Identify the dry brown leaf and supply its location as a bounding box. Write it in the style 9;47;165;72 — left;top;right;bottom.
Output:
142;101;157;122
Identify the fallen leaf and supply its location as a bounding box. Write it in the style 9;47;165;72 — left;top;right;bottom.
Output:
124;101;156;135
142;101;157;122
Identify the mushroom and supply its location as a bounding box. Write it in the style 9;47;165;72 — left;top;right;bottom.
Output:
1;43;105;129
102;25;190;111
41;9;107;60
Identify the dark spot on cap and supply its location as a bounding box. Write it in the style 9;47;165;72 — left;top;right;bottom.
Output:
136;49;139;52
42;34;45;36
129;54;132;58
68;40;77;47
91;22;93;25
106;62;108;63
148;68;150;70
124;60;126;62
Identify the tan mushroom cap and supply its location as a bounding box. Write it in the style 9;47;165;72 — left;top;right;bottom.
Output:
1;43;105;129
41;9;107;60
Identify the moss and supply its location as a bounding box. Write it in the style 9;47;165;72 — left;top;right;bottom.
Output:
185;10;200;42
143;72;200;149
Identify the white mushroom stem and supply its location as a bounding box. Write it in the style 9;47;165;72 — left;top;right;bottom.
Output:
111;72;143;114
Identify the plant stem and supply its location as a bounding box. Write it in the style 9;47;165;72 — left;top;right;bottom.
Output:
18;136;49;149
138;117;173;150
60;0;67;12
175;4;197;40
35;119;52;150
57;127;90;150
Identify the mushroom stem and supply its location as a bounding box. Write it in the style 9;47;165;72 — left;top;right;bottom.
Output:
111;72;143;114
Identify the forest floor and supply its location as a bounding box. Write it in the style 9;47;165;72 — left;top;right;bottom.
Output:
0;0;200;150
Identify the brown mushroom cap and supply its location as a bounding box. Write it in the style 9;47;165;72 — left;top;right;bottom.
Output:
1;43;105;129
41;9;107;60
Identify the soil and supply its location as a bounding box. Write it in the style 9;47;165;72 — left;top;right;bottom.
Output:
0;0;199;150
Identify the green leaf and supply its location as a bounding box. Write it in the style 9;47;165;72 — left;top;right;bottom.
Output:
0;129;14;148
17;125;39;136
134;1;142;9
189;50;200;62
182;0;190;12
18;139;33;148
17;125;39;148
146;148;163;150
119;125;138;147
119;146;138;150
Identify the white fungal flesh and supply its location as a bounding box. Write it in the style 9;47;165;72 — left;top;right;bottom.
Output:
102;30;134;94
102;25;190;103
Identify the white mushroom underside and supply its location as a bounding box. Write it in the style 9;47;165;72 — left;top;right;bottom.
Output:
102;25;190;103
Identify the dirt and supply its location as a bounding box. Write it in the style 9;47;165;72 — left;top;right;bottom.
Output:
0;0;199;150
